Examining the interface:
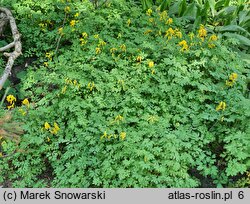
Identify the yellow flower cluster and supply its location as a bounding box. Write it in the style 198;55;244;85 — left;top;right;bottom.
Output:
136;56;142;63
146;8;153;16
64;6;70;13
87;82;95;92
6;95;16;110
159;11;167;21
39;22;47;31
95;47;101;54
208;34;218;48
110;47;117;54
94;34;99;39
44;122;60;135
175;29;182;38
148;61;155;74
22;98;30;107
45;52;53;61
165;28;175;40
111;114;124;125
198;24;207;41
74;13;79;18
98;39;106;47
80;32;88;46
62;78;81;94
100;131;126;141
18;98;30;116
178;40;188;52
148;61;154;68
226;73;238;87
216;101;226;111
166;18;173;25
70;20;77;27
144;29;153;35
58;27;63;35
120;44;126;52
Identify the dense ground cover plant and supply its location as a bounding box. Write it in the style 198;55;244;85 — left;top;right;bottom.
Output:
0;0;249;187
139;0;250;56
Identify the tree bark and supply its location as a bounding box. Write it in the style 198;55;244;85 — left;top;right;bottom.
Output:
0;7;22;90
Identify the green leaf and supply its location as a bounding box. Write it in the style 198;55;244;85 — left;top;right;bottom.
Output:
183;2;197;18
223;33;250;46
208;0;216;17
218;25;250;37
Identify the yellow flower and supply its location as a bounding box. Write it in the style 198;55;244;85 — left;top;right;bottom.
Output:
208;43;215;48
6;95;16;104
136;56;142;63
98;39;106;47
100;131;108;140
148;61;154;68
7;103;15;110
82;32;88;38
226;80;234;87
39;23;46;28
127;19;131;26
58;27;63;35
87;82;95;91
151;69;155;74
175;30;182;38
216;101;226;111
166;18;173;25
229;73;238;81
178;40;188;51
165;28;175;39
95;47;101;54
44;62;48;67
22;98;30;107
120;44;126;52
80;38;87;46
50;122;60;135
120;132;126;140
115;115;124;123
47;137;51;142
94;34;99;39
54;122;60;131
226;73;238;87
110;48;117;53
74;13;79;18
198;24;207;41
70;20;76;27
64;6;70;13
209;34;218;41
159;11;167;21
146;8;153;16
44;122;51;130
45;52;53;61
144;30;152;35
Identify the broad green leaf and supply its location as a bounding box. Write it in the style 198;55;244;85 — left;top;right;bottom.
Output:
218;25;250;37
208;0;215;17
223;32;250;46
183;2;197;18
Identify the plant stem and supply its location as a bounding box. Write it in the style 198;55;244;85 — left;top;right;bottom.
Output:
0;86;10;107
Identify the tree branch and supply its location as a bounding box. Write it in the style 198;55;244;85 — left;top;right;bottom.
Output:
0;7;22;90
